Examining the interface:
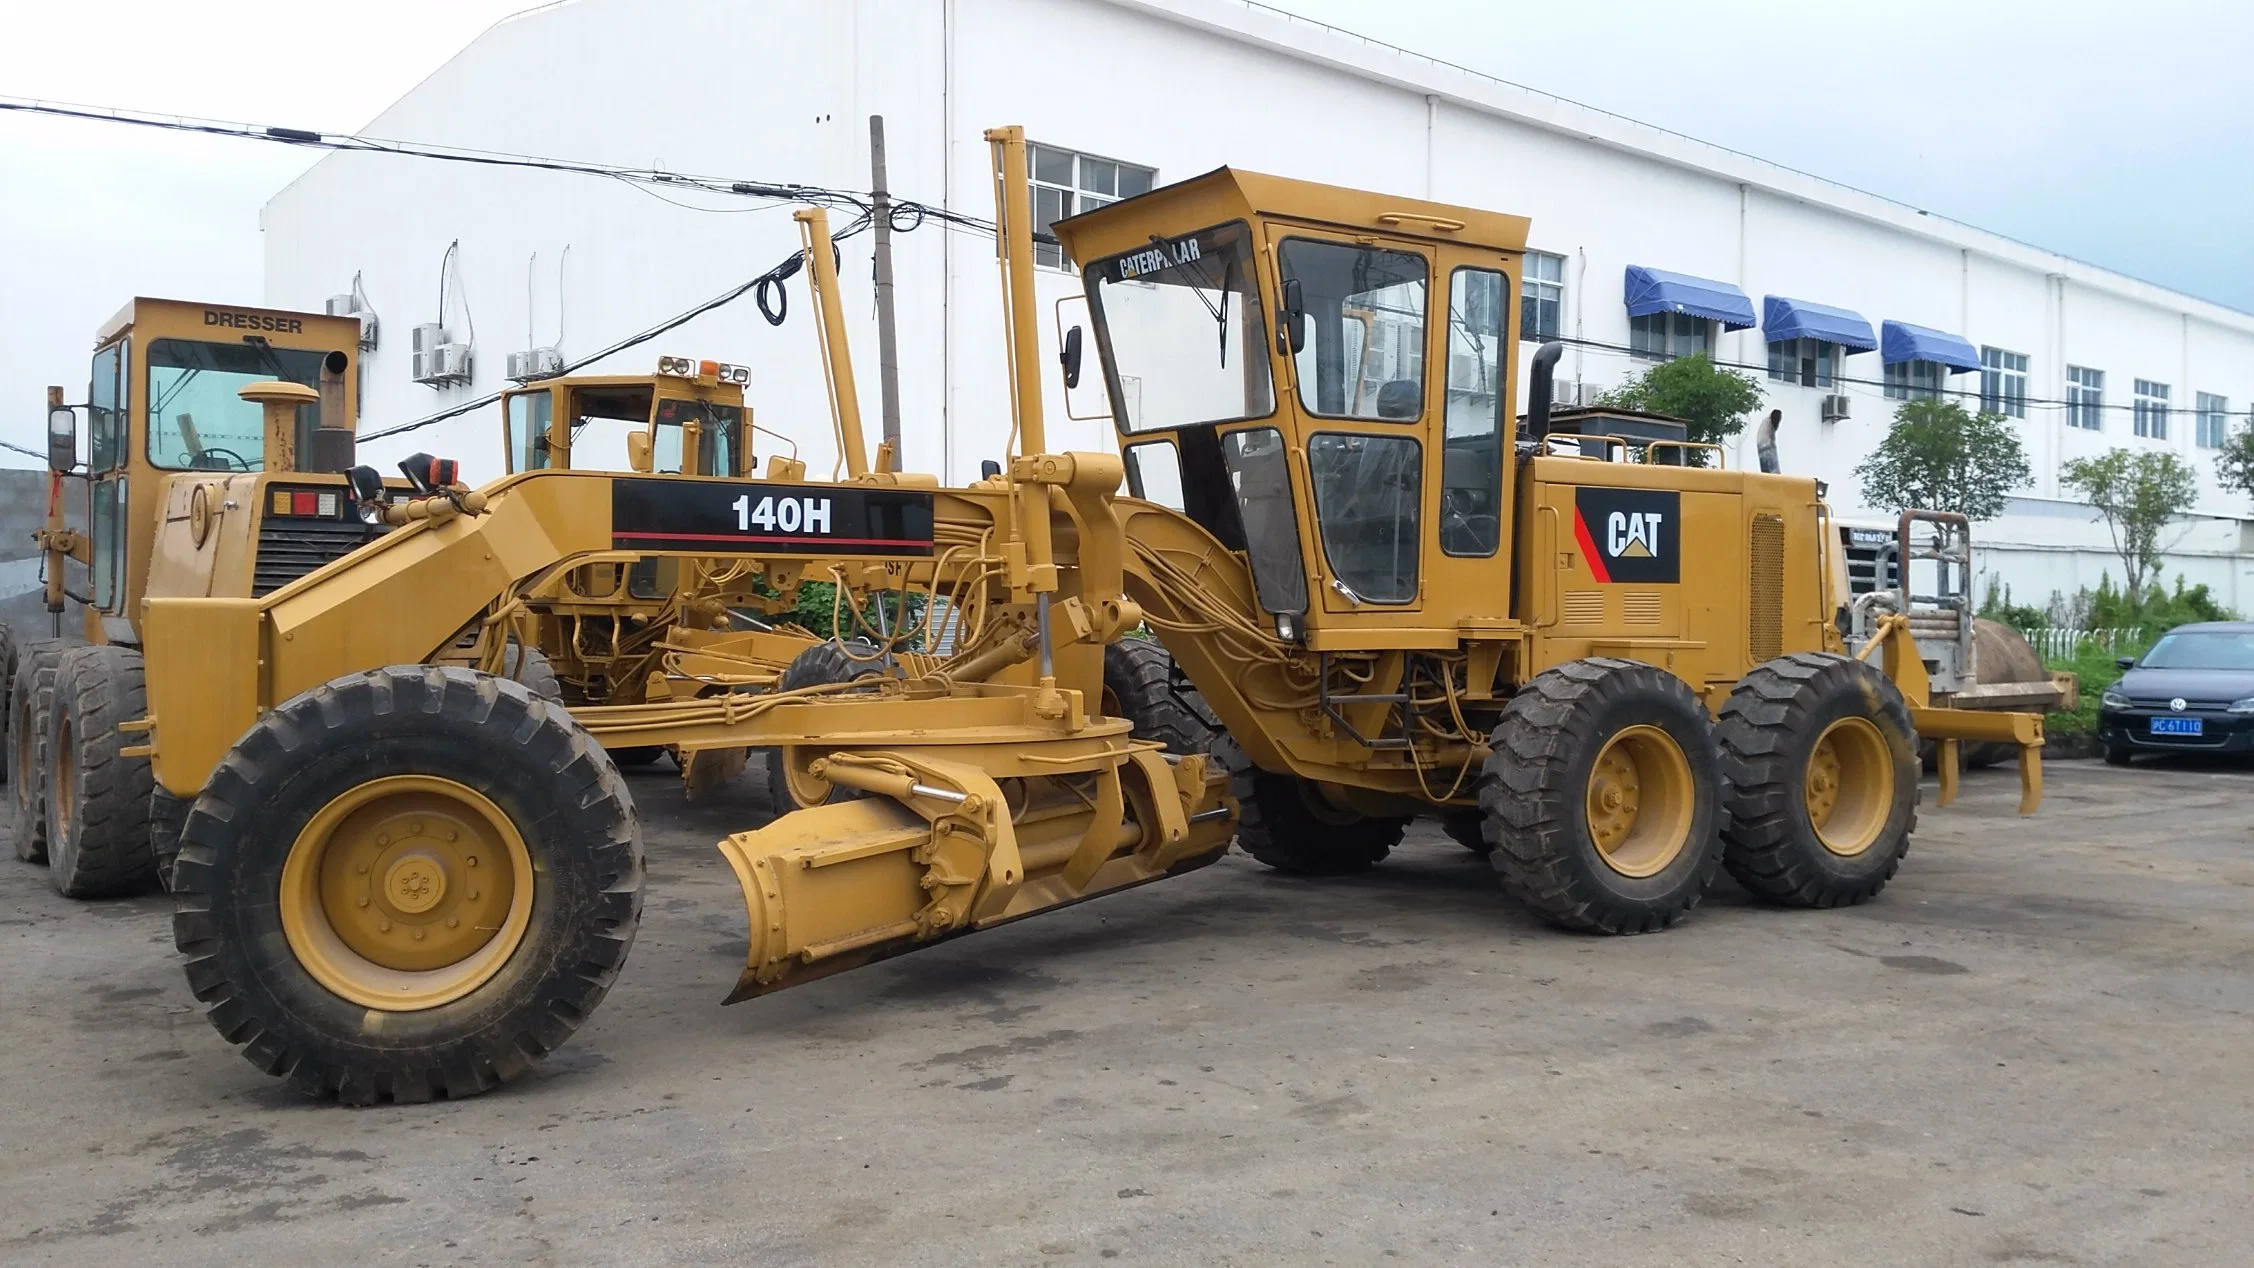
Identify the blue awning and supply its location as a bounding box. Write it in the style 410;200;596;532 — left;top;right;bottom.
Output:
1880;320;1982;372
1623;266;1756;330
1762;296;1877;352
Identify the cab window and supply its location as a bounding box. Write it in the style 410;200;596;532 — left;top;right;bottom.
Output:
1440;267;1508;556
1220;427;1307;617
505;390;553;472
1124;440;1185;511
89;478;127;611
1308;434;1421;604
652;399;744;475
565;385;654;470
1084;221;1274;435
145;338;328;470
88;343;125;472
1278;240;1428;422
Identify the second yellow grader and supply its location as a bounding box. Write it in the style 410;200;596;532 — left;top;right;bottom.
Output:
110;128;2038;1102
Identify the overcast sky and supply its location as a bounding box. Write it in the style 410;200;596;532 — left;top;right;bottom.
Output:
3;0;2249;463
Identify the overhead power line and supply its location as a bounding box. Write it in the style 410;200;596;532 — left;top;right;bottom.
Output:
0;95;1004;233
2;95;1031;443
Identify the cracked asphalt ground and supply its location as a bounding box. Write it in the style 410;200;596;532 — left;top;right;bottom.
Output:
2;757;2251;1266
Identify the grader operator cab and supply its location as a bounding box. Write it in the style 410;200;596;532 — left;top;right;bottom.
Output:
128;129;2040;1104
3;298;365;896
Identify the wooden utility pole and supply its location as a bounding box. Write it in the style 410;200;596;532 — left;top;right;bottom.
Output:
869;115;903;461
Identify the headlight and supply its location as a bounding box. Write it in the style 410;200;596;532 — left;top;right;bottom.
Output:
2101;688;2131;710
2230;697;2254;715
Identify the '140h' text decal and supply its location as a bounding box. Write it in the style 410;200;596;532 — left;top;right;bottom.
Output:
1570;487;1681;584
611;479;935;556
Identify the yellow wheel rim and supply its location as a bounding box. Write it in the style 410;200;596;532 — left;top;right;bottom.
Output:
1806;717;1892;857
278;775;535;1012
1584;725;1694;878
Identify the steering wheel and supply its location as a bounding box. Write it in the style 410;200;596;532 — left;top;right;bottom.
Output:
191;447;253;472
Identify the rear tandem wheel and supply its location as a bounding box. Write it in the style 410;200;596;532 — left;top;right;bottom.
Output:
172;666;643;1104
1214;734;1409;875
6;639;68;865
1478;657;1725;933
45;644;158;897
1715;652;1919;908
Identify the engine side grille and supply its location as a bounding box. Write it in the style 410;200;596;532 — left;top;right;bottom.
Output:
1563;590;1604;625
1749;514;1785;662
254;515;382;596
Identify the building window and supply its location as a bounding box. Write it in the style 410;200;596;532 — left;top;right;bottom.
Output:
1979;346;2028;419
2066;365;2104;430
2196;392;2230;449
1767;338;1840;388
1029;144;1155;270
2133;379;2170;439
1520;251;1564;341
1629;312;1710;360
1884;360;1944;401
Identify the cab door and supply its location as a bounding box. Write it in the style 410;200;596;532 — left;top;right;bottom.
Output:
1268;228;1435;619
1420;247;1519;631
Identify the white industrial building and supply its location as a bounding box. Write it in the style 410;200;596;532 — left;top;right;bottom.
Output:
262;0;2254;611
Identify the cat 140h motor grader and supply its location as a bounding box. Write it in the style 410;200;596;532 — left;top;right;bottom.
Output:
133;128;2041;1104
9;298;819;899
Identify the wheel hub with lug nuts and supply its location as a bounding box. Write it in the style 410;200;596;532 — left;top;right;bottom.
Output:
1583;725;1693;879
281;776;535;1011
1805;716;1891;857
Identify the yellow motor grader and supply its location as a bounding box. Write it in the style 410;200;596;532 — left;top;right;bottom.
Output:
7;299;815;897
136;129;2040;1103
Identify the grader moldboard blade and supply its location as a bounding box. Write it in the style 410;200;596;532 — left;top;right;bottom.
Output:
716;725;1236;1002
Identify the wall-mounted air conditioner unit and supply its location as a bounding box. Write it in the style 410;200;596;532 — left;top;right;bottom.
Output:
507;347;564;382
412;323;473;387
326;292;379;351
1820;394;1851;423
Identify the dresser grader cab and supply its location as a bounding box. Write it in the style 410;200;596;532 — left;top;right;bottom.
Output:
134;128;2041;1103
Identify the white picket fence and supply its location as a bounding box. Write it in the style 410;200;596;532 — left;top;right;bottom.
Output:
2023;626;2147;660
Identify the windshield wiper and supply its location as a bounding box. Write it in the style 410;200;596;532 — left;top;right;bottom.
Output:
1150;234;1232;368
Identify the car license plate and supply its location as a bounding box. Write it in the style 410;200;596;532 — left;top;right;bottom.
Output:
2151;716;2204;737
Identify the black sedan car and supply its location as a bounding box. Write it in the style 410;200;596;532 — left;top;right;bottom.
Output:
2098;621;2254;764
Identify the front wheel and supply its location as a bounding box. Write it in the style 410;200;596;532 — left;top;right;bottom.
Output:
172;666;643;1104
2102;744;2132;767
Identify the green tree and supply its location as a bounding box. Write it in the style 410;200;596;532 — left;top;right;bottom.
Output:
2058;448;2199;600
1596;353;1763;455
1852;398;2030;522
2215;421;2254;504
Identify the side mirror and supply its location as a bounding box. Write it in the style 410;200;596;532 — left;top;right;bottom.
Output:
626;430;653;473
1060;325;1084;390
46;405;78;474
1277;278;1306;355
2114;657;2136;671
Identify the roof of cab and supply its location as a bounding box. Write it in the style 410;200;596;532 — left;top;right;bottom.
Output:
93;297;361;347
1051;166;1531;267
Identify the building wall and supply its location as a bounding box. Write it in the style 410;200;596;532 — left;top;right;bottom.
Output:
263;0;2254;611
